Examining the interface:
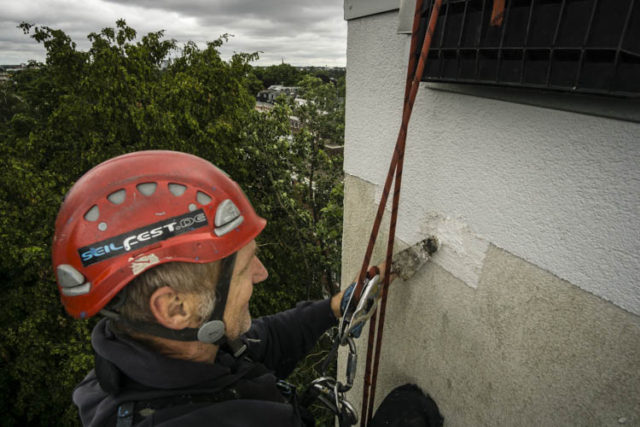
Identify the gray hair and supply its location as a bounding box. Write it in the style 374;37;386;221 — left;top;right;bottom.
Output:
112;261;220;334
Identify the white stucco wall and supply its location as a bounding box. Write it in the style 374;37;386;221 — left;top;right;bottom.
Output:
345;11;640;315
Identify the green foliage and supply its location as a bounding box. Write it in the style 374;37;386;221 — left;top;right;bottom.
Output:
289;74;345;297
251;63;302;88
0;21;343;425
249;63;345;92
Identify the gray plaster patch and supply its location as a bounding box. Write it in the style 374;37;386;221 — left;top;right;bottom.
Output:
391;237;439;281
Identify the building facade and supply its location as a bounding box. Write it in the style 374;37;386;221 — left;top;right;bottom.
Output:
340;1;640;425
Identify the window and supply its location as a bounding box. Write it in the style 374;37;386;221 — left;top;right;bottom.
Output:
419;0;640;97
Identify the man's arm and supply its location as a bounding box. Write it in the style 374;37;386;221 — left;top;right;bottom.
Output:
245;298;338;378
244;262;391;378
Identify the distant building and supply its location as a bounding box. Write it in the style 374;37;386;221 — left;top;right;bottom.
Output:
256;89;278;104
254;90;302;133
0;64;28;83
254;83;343;152
289;115;301;132
324;144;343;156
256;85;300;104
267;85;299;96
293;98;307;108
255;101;274;113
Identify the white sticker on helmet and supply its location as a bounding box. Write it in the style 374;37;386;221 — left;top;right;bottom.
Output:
130;253;160;275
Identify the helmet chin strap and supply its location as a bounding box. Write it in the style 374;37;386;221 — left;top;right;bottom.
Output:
102;253;248;358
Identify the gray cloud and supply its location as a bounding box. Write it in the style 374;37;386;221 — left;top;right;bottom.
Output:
105;0;339;26
0;0;346;66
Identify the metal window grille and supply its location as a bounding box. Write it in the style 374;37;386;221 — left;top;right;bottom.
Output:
420;0;640;97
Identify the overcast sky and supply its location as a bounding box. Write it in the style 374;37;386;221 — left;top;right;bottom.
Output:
0;0;347;66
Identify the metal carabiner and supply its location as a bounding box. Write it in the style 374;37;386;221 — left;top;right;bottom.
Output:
310;377;339;414
339;337;357;393
307;375;358;426
307;269;382;425
338;398;358;426
334;381;358;426
341;273;381;343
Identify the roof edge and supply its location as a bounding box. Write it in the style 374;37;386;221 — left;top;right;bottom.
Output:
344;0;399;20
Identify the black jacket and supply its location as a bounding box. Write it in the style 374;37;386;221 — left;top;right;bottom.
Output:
73;299;337;426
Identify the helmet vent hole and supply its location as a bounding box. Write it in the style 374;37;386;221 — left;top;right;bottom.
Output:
137;182;157;196
197;191;212;205
84;205;100;222
169;183;187;197
107;189;126;205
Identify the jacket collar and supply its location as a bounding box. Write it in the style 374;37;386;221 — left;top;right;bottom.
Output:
92;318;238;390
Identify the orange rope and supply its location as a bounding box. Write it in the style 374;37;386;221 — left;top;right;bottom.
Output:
357;0;443;424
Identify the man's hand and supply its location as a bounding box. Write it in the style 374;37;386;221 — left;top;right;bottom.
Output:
330;290;346;319
330;261;396;319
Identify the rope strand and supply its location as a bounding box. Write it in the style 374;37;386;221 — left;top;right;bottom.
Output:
358;1;443;424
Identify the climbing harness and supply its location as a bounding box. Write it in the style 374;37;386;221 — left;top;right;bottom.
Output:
111;345;316;427
304;0;444;425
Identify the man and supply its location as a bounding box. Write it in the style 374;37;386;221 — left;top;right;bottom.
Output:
52;150;375;426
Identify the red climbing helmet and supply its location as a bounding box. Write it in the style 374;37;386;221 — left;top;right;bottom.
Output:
52;150;266;319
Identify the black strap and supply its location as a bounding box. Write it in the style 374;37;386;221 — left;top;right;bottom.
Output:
116;387;242;426
110;363;314;426
282;382;315;427
209;254;236;323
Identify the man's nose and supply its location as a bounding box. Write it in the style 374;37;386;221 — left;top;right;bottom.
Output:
253;257;269;283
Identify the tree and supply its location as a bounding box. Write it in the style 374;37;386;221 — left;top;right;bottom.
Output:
0;21;343;426
249;64;345;93
283;74;345;298
251;63;302;89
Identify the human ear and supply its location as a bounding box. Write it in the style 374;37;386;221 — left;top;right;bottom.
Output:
149;286;191;329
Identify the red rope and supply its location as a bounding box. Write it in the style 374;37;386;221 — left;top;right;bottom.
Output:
357;1;443;424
